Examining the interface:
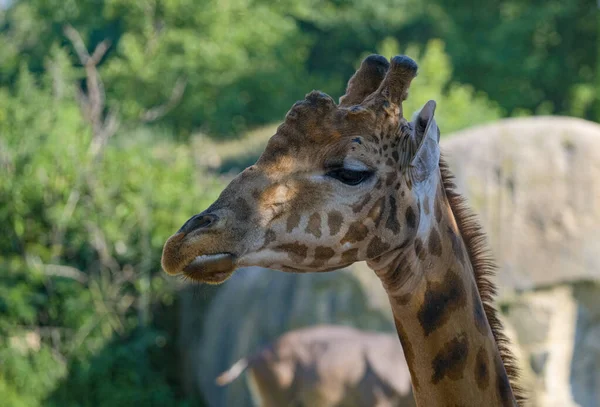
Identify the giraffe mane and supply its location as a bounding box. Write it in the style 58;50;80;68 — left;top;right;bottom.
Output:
439;156;526;406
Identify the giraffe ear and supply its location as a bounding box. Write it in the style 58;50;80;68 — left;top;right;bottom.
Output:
411;100;440;183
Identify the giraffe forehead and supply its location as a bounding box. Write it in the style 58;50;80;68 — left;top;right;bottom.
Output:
256;105;404;174
258;133;378;174
264;106;384;155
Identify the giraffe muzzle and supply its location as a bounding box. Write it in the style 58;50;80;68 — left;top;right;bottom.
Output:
182;253;237;284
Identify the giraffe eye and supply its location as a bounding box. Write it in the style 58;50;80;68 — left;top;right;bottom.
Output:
326;169;373;186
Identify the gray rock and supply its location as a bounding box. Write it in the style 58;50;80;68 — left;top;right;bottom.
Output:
500;285;580;407
442;116;600;292
570;282;600;407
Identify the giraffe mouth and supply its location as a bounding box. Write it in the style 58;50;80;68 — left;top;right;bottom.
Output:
182;253;237;284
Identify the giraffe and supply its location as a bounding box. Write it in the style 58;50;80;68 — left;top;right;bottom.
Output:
161;54;525;406
215;325;415;407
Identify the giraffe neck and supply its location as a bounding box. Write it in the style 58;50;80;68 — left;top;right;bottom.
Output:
368;180;517;407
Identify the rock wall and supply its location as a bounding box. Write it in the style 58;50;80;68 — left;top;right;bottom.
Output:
182;116;600;406
442;116;600;293
500;282;600;407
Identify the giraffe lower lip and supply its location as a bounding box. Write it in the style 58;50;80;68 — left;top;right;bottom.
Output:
183;253;236;283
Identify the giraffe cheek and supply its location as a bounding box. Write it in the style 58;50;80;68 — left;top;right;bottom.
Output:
340;221;369;245
267;204;286;222
305;212;323;239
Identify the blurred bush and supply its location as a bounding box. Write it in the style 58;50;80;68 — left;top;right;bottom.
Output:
376;37;503;133
0;0;421;137
0;48;222;406
2;0;597;138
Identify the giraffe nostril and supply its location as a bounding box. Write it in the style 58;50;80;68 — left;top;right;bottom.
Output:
197;216;213;228
178;213;218;234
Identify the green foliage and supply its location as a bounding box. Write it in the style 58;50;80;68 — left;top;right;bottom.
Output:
428;0;598;119
3;0;597;137
0;339;66;407
375;38;502;133
46;330;196;407
0;51;220;406
3;0;599;138
0;0;424;137
101;0;312;136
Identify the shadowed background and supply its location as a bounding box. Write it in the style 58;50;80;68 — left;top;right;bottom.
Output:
1;0;599;406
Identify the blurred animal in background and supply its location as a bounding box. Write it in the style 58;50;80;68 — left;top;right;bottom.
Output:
215;325;415;407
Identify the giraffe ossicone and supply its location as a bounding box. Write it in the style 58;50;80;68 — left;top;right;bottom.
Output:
162;54;524;406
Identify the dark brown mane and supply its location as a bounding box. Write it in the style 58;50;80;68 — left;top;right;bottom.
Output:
439;156;526;405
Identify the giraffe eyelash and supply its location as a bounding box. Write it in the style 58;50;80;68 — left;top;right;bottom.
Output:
325;168;374;186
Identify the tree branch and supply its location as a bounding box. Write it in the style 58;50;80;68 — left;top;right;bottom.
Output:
44;264;89;284
63;25;110;66
139;77;187;123
63;24;117;160
63;24;91;65
89;40;111;66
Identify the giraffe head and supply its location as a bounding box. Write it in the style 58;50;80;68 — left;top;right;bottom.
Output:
161;54;441;284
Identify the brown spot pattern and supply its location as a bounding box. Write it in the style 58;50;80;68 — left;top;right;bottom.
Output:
428;228;442;257
405;206;416;229
475;347;490;390
315;246;335;261
423;196;430;215
386;196;401;233
447;226;466;266
286;213;301;233
367;197;385;227
431;333;469;384
435;198;443;223
274;243;308;263
396;293;412;305
351;194;371;213
327;211;343;236
341;248;359;263
340;221;369;244
414;238;426;260
366;236;391;258
417;269;467;336
385;172;397;186
305;213;322;238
